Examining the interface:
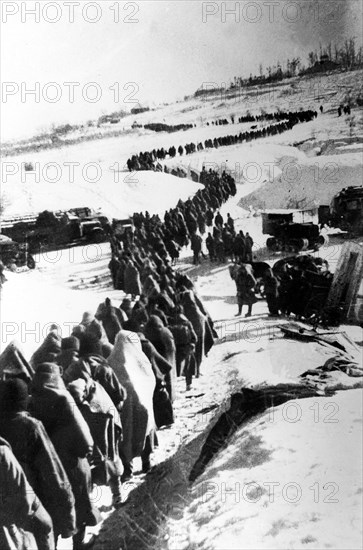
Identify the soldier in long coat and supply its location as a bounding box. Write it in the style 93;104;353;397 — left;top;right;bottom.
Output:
180;291;207;377
138;333;174;428
108;331;156;479
235;264;257;317
169;306;197;390
68;378;123;508
0;437;54;550
0;379;76;542
124;260;142;298
144;315;177;402
264;268;280;316
30;363;100;549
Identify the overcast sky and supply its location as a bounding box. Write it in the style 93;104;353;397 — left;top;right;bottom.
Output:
1;0;362;140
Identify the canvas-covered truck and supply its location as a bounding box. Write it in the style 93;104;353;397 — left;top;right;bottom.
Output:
262;207;327;252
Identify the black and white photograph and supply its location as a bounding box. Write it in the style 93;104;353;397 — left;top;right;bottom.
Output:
0;1;362;549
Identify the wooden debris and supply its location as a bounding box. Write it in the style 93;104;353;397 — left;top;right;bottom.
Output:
326;242;363;324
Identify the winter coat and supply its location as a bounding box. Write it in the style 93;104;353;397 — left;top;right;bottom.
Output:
68;379;123;485
108;331;156;463
124;262;142;296
264;270;280;298
215;213;223;227
144;316;177;402
143;274;160;299
158;290;175;315
139;335;174;428
181;292;207;374
206;209;214;226
30;368;94;461
30;365;99;529
165;239;180;260
191;234;202;253
0;437;52;550
139;336;170;383
140;265;159;285
235;265;257;305
169;314;197;378
115;259;127;291
63;354;126;412
206;235;215;256
233;234;246;259
149;307;168;327
0;412;76;537
193;292;218;343
95;300;122;345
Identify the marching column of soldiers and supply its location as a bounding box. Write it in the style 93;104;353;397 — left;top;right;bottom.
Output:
126;109;318;172
1;170;236;550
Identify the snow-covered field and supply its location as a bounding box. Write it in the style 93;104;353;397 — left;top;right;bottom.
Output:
1;69;362;550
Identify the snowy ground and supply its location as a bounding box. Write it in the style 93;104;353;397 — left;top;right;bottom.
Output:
169;389;362;550
1;70;362;550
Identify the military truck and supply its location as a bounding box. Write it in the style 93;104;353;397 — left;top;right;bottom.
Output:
1;208;110;253
26;211;108;250
320;186;363;235
262;207;327;252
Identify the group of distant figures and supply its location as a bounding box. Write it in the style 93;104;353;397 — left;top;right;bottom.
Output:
144;122;194;133
319;103;352;117
201;109;316;127
229;254;333;320
338;104;351;116
187;206;254;267
126;109;318;172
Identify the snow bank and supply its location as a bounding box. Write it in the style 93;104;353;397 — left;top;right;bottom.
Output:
238;151;363;211
1;170;203;219
174;389;362;550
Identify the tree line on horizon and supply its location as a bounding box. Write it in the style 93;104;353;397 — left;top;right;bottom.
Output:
195;38;363;96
